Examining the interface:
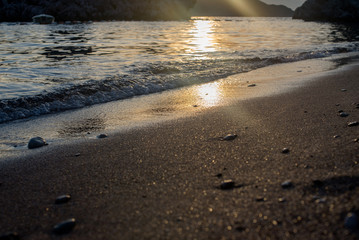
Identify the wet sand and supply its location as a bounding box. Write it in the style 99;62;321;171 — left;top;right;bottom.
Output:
0;61;358;239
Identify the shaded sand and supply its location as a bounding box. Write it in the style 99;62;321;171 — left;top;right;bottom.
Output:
0;61;359;239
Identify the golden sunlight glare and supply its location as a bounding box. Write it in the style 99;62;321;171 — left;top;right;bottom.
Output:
188;20;217;54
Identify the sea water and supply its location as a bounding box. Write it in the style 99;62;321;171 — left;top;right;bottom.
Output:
1;17;359;123
0;17;359;158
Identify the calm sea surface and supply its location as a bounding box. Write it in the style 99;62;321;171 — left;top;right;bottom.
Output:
0;17;359;123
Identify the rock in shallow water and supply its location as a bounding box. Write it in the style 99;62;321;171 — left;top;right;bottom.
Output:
53;218;76;235
27;137;48;149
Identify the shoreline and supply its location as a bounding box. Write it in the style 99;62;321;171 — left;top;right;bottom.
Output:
0;59;359;239
0;56;347;160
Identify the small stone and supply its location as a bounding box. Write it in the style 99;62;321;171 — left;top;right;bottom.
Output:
348;121;359;127
344;213;358;230
215;173;223;178
75;153;81;157
339;112;349;117
53;218;76;235
0;232;20;240
281;148;290;154
278;197;286;203
338;110;343;113
281;180;293;189
315;198;326;204
247;84;256;87
28;137;48;149
55;194;71;204
220;180;235;190
193;105;199;108
256;197;266;202
221;134;237;141
341;89;347;92
333;135;340;139
354;139;359;143
97;133;108;139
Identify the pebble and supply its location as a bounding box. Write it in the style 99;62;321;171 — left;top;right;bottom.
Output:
348;121;359;127
333;135;340;139
256;197;266;202
247;84;256;87
97;133;108;139
215;173;223;178
193;105;199;108
0;232;20;240
339;112;349;117
220;179;235;190
281;180;293;189
221;134;237;141
55;194;71;204
344;212;358;230
52;218;76;235
278;197;286;203
341;89;347;92
281;148;290;154
27;137;48;149
75;153;81;157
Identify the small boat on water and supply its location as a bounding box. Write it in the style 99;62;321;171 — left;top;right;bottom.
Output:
32;14;55;24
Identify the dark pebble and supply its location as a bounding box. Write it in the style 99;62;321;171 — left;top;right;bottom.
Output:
354;139;359;143
338;110;343;113
333;135;340;139
281;148;290;154
341;89;347;92
220;180;235;190
0;232;20;240
339;112;349;117
216;173;223;178
235;226;246;232
97;133;108;139
256;197;266;202
281;180;293;189
247;84;256;87
28;137;48;149
52;218;76;235
221;134;237;141
344;213;358;230
193;105;199;108
75;153;81;157
55;194;71;204
348;121;359;127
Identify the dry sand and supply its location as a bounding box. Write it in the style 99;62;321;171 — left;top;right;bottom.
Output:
0;61;358;239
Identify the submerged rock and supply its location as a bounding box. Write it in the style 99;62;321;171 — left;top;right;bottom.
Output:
53;218;76;235
28;137;48;149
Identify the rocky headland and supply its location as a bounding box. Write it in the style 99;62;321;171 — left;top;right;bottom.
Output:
293;0;359;22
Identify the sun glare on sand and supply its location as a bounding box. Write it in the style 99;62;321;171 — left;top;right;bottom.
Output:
195;82;222;107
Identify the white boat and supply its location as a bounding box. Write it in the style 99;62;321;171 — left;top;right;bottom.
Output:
32;14;55;24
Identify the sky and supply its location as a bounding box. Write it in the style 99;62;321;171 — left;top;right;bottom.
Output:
260;0;306;10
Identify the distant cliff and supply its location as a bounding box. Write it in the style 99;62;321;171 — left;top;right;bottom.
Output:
191;0;294;17
293;0;359;22
0;0;197;22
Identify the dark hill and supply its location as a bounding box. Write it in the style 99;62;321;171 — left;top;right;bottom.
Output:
191;0;294;17
0;0;197;22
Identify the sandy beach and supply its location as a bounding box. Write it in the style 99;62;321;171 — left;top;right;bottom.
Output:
0;60;358;239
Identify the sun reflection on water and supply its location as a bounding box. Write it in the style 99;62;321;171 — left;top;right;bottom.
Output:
188;20;217;55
